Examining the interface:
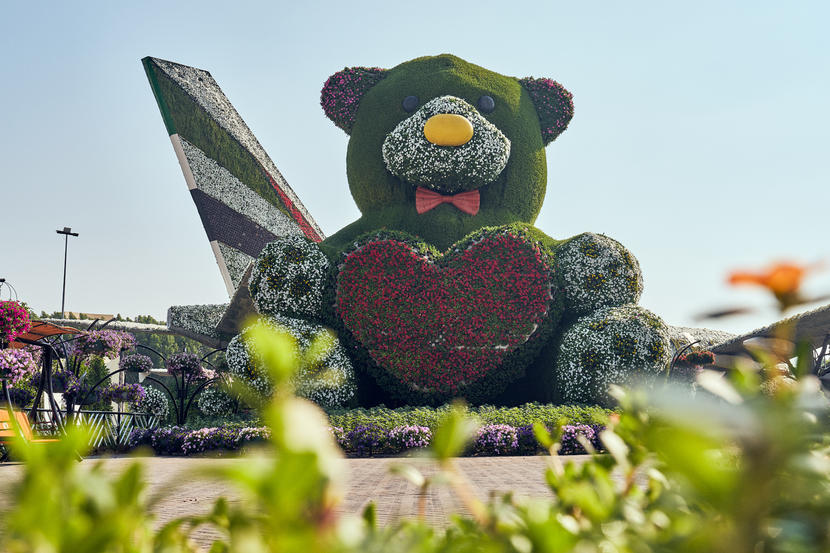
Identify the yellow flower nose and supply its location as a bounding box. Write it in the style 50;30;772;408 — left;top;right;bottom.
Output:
423;114;474;146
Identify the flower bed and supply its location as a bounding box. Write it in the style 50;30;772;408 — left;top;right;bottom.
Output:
128;421;602;457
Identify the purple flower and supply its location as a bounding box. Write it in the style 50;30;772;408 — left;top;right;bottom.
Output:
474;424;519;456
0;348;38;383
0;300;31;344
345;424;388;457
388;425;431;452
166;352;209;379
74;330;135;359
559;424;602;455
120;353;153;373
104;383;147;403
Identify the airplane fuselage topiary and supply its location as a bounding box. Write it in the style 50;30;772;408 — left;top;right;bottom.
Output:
235;54;671;407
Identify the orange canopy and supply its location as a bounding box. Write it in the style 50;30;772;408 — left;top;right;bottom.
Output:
9;321;81;348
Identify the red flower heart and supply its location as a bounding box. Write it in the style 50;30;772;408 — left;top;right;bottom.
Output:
336;232;554;397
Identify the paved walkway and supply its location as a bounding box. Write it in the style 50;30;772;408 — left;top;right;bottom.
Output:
0;455;590;547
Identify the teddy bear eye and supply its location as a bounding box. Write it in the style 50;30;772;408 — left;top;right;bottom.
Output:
477;95;495;114
402;95;419;112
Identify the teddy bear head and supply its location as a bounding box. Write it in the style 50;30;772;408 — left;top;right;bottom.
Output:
321;54;573;248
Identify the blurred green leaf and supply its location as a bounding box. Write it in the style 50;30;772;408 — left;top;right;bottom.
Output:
429;402;478;462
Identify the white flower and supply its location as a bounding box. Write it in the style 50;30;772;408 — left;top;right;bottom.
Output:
248;237;329;318
226;315;356;409
555;233;643;317
556;305;670;405
382;96;511;193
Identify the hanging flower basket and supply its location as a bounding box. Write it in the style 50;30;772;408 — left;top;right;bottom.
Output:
0;301;31;346
119;353;154;373
73;330;136;359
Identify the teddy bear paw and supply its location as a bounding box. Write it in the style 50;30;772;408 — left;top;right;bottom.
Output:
248;236;329;319
225;314;356;409
554;304;671;405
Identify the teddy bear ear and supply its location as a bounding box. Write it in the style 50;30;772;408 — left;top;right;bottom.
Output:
519;77;574;145
321;67;388;134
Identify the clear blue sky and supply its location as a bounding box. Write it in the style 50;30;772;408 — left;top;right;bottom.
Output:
1;1;827;334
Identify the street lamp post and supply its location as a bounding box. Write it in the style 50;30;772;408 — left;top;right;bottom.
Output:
56;227;79;319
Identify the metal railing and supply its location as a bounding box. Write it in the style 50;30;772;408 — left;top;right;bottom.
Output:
31;408;160;449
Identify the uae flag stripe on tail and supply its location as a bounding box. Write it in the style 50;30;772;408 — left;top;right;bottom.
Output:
142;56;324;296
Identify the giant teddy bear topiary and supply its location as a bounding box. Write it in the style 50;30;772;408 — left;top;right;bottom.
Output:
229;54;671;407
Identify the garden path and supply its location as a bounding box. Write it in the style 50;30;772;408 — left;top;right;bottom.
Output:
0;455;591;548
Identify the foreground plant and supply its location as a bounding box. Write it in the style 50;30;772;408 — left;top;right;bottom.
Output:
2;322;830;552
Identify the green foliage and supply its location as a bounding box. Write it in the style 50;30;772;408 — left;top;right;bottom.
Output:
0;429;160;552
327;402;613;433
79;356;112;411
6;308;830;552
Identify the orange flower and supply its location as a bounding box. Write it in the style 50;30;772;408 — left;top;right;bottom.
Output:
728;261;821;312
728;262;809;295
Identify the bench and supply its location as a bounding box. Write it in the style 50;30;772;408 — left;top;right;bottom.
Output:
0;408;60;461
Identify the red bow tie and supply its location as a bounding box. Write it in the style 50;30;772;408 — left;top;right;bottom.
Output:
415;187;480;215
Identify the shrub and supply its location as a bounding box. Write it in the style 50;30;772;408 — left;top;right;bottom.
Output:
387;425;431;452
197;385;237;417
149;426;188;455
474;424;519;455
327;402;613;434
344;424;388;456
226;316;356;408
558;424;600;455
133;386;171;421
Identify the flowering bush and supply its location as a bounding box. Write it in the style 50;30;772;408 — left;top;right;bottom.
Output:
381;96;511;192
344;424;388;456
197;385;237;417
555;233;643;317
127;425;270;455
248;237;329;319
0;300;31;344
133;386;170;421
474;424;519;455
226;315;356;408
387;425;431;452
124;420;603;457
559;424;600;455
8;382;36;407
150;426;188;455
336;226;557;403
555;305;671;405
103;383;147;404
73;330;135;359
0;348;38;383
119;353;153;373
